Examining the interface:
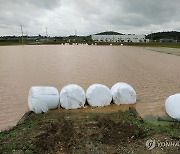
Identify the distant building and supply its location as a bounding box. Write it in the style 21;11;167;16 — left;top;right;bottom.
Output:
91;34;149;43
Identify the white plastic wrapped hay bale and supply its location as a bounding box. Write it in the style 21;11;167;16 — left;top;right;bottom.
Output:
28;86;60;114
111;82;136;105
86;84;112;107
60;84;86;109
165;94;180;119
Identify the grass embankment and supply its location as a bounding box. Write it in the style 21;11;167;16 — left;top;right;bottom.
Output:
107;42;180;49
126;42;180;49
0;110;180;153
0;41;34;46
0;41;23;46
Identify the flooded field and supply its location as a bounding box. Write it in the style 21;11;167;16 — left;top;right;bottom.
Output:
0;45;180;131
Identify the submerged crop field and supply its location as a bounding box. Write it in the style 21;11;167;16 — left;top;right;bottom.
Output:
0;45;180;131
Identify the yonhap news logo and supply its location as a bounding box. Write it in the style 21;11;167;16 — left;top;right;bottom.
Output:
146;139;180;150
146;139;156;150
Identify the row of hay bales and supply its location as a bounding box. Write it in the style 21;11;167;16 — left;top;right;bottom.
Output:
28;82;180;120
28;82;136;114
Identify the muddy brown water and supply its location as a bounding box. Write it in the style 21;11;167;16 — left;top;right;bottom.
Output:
0;45;180;131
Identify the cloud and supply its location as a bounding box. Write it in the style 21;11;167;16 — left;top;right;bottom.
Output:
0;0;180;36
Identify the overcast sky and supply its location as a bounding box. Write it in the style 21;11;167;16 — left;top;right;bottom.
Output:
0;0;180;36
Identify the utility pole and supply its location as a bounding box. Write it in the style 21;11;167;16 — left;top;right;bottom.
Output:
20;24;23;44
75;29;77;43
113;31;114;43
26;32;28;40
46;27;48;37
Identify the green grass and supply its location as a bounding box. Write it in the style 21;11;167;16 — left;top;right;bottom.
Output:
0;41;23;46
160;44;180;49
124;42;180;49
0;110;180;153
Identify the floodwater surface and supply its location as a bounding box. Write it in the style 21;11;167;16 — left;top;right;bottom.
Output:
0;45;180;131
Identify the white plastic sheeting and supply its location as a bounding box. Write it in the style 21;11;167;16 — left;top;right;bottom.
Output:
86;84;112;107
165;94;180;119
60;84;86;109
28;86;59;114
111;82;136;105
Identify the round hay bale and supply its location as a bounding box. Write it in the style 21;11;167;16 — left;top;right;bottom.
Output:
86;84;112;107
165;94;180;119
60;84;86;109
28;86;59;114
111;82;136;105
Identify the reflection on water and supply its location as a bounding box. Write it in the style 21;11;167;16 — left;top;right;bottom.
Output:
0;45;180;131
